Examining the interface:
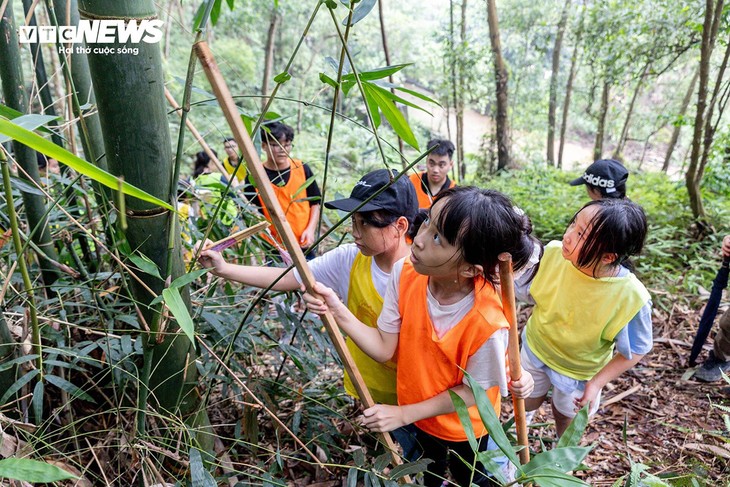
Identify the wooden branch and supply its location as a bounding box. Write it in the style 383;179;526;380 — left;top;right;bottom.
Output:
203;221;270;252
192;41;406;473
498;253;530;465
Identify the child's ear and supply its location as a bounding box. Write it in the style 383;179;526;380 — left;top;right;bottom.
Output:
460;264;484;279
602;252;618;266
395;216;409;236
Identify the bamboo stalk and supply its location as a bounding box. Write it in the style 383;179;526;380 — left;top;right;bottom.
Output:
193;41;405;470
498;253;530;464
202;221;269;252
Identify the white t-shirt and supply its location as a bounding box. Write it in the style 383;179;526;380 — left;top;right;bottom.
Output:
378;259;510;395
293;243;390;304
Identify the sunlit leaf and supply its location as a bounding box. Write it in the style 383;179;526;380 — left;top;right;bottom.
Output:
0;114;59;144
0;118;174;211
363;83;418;149
128;253;162;280
319;72;339;89
274;71;292;84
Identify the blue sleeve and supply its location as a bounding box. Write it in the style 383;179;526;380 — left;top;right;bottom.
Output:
615;300;653;358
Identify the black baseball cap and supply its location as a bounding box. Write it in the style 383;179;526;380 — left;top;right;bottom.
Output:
325;169;418;221
570;159;629;198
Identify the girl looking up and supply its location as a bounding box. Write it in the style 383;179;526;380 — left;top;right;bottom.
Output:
305;186;537;487
519;198;652;437
196;169;420;455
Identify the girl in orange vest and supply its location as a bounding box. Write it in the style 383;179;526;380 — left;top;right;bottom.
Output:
197;169;422;458
304;186;538;486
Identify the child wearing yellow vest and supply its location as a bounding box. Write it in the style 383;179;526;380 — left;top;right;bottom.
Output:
243;122;321;259
304;186;537;487
196;169;421;457
519;198;652;437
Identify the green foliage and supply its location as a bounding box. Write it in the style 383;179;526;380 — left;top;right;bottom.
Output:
0;458;77;483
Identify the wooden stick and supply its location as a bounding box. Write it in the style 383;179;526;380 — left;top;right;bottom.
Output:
193;41;407;473
498;253;530;465
164;87;235;185
202;221;270;252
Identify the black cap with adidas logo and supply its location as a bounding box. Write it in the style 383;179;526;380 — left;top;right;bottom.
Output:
569;159;629;198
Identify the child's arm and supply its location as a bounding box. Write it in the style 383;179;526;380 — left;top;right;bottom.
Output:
576;352;644;410
304;282;399;363
196;243;300;291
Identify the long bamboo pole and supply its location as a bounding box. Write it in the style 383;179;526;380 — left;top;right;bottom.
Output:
193;40;405;471
498;253;530;465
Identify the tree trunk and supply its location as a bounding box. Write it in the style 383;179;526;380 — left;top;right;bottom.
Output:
261;6;280;112
486;0;511;170
377;0;406;167
687;0;724;223
547;0;570;166
558;3;585;169
663;67;699;172
0;2;60;285
593;80;610;160
613;62;650;160
76;0;205;427
449;0;459;175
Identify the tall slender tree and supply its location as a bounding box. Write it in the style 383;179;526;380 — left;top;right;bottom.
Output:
377;0;406;167
261;5;280;112
0;2;60;285
547;0;570;166
663;68;699;172
593;80;610;160
558;3;585;169
486;0;511;170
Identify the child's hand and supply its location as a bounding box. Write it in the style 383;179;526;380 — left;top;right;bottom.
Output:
299;227;315;248
194;240;226;274
722;235;730;259
301;281;342;315
360;404;406;432
509;368;534;399
575;380;601;411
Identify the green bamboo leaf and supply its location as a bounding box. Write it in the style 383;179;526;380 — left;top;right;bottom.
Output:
369;82;433;115
9;175;45;196
475;449;509;485
128;253;162;280
162;288;196;345
525;468;589;486
190;448;216;487
325;0;338;9
345;0;376;26
192;2;205;29
169;268;210;290
0;114;59;144
363;84;381;128
31;381;43;422
449;390;479;451
464;373;521;468
210;0;222;26
273;71;292;84
557;405;589;448
226;0;234;8
364;83;418;149
45;374;96;403
393;86;443;107
523;446;592;476
346;467;358;487
388;459;430;479
0;354;39;372
0;458;78;482
319;72;339;89
0;369;39;405
0;118;174;211
342;64;412;82
0;103;55;135
293;174;317;199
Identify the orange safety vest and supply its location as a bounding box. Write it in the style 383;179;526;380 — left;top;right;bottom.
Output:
397;259;507;441
258;159;312;245
409;172;456;209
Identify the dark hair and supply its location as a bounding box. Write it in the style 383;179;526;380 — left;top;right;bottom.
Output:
427;139;455;159
432;186;538;286
261;121;294;145
605;183;626;199
358;208;420;239
568;198;647;274
193;150;217;179
37;152;48;170
223;137;235;143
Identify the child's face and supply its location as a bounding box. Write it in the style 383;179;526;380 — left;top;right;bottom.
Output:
223;140;239;163
263;137;292;167
351;213;401;257
561;205;599;270
426;154;453;186
410;198;462;278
